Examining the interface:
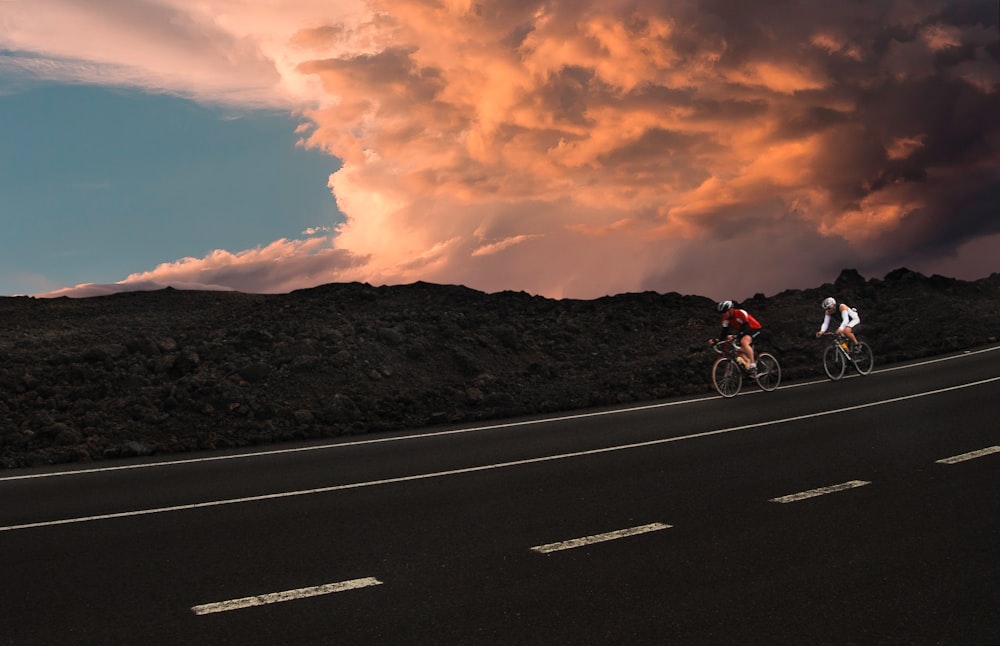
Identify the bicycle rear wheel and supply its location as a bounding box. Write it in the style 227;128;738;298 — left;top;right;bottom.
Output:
823;345;846;380
754;352;781;391
712;357;742;397
852;342;874;375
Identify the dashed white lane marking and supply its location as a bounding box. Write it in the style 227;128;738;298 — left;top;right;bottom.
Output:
5;346;997;483
191;577;382;615
770;480;871;503
936;446;1000;465
530;523;671;554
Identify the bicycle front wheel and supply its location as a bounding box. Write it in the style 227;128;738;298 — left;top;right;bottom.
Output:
712;357;742;397
754;353;781;391
823;345;846;380
852;343;874;375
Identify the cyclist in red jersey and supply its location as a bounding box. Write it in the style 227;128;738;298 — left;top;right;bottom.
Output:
712;300;762;374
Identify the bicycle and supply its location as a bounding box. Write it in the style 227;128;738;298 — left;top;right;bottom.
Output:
709;332;781;397
821;332;874;380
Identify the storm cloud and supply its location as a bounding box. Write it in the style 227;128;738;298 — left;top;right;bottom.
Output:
6;0;998;299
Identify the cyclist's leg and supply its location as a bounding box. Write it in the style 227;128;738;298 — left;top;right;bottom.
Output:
740;332;756;365
844;309;860;347
844;325;859;347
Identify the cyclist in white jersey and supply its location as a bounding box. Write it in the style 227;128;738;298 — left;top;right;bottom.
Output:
816;297;861;349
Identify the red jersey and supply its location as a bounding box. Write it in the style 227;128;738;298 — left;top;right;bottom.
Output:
721;308;761;331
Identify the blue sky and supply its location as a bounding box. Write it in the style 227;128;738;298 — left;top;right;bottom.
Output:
1;1;997;300
0;83;341;296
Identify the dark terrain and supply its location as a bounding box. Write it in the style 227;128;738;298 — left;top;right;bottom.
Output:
1;267;998;469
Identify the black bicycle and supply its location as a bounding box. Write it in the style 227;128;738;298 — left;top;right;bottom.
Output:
821;332;874;380
710;333;781;397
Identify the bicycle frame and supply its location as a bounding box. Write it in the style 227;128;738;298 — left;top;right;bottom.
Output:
712;332;758;370
830;333;853;360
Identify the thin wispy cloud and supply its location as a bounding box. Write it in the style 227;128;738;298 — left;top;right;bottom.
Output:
4;0;998;299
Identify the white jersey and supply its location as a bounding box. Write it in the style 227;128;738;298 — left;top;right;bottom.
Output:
820;303;860;333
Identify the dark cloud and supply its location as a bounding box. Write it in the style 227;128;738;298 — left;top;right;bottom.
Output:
15;0;999;299
638;217;864;301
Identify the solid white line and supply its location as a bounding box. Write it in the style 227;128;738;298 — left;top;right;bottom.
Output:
191;577;382;615
770;480;871;503
531;523;671;554
936;446;1000;465
5;345;997;483
781;344;1000;387
2;377;997;532
0;396;721;482
874;345;1000;373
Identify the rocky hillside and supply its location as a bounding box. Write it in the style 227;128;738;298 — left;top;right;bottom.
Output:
2;267;998;469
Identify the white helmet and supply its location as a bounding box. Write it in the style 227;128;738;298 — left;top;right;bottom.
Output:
822;297;836;309
717;300;734;313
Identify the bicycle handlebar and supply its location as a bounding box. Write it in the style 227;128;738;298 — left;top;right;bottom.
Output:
710;330;760;354
710;339;734;355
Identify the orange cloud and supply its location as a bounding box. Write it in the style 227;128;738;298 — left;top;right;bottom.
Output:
7;0;999;299
42;238;365;298
821;195;924;242
920;24;962;51
723;61;829;94
471;234;541;257
886;135;927;160
810;32;864;61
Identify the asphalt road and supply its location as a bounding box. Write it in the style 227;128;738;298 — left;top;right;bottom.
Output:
2;346;999;645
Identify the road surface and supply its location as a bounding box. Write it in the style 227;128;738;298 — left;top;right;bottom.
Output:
2;345;998;644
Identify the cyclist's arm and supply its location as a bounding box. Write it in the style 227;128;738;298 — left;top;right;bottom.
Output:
817;314;833;337
838;305;851;329
719;314;731;340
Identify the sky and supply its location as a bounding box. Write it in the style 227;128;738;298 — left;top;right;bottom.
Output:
1;0;998;301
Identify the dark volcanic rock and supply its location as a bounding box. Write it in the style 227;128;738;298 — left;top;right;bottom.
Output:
1;270;998;469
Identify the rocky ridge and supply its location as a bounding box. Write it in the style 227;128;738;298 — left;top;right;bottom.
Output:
1;267;998;469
